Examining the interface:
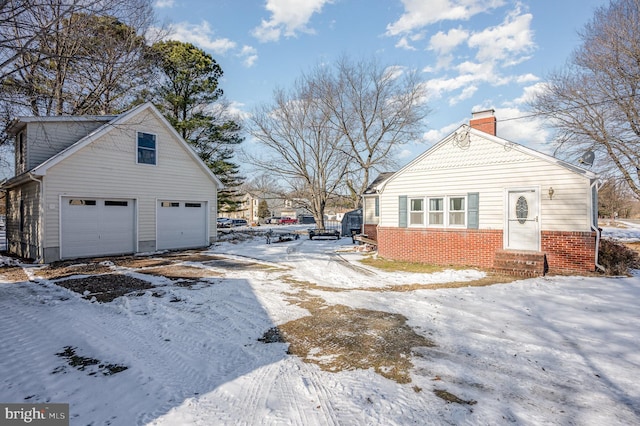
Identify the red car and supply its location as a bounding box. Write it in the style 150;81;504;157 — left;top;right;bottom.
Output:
279;217;298;225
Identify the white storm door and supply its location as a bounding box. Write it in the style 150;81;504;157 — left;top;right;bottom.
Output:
157;200;207;250
506;189;540;251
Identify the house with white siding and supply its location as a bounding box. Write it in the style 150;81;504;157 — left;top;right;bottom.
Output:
362;110;600;276
1;102;222;263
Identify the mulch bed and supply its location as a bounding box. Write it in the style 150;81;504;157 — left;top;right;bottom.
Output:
54;274;156;302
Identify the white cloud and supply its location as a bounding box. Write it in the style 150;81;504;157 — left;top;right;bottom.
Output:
467;8;535;66
154;0;174;8
428;27;469;55
386;0;506;36
516;73;539;84
239;45;258;68
509;82;547;105
227;101;252;122
397;149;414;160
168;21;236;55
384;65;406;80
422;120;465;144
252;0;333;43
493;106;552;153
165;21;260;69
395;37;417;51
448;85;477;105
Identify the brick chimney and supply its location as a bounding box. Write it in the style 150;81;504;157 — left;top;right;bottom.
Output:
470;109;496;136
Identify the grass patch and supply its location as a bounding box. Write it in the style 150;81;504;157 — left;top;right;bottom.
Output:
0;266;30;283
54;346;128;376
267;288;434;384
433;389;477;405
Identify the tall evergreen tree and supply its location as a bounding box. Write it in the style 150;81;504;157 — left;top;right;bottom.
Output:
149;40;244;210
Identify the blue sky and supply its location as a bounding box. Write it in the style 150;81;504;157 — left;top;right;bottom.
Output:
153;0;608;167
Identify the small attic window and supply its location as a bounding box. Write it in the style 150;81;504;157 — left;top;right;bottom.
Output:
137;132;156;165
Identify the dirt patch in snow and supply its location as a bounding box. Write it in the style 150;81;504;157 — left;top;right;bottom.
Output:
266;287;434;384
113;257;176;268
265;272;514;384
54;274;155;302
36;262;114;280
54;346;128;376
139;265;221;286
202;257;279;271
0;266;30;282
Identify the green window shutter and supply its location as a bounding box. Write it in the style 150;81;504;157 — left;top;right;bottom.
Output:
374;196;380;217
467;192;479;229
399;195;408;228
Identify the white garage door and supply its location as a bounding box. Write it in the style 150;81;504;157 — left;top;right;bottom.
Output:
157;200;207;250
61;197;135;259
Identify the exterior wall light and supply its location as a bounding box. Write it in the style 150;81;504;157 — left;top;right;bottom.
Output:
548;187;555;200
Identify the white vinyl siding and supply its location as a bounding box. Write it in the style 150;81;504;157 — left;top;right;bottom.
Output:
380;132;594;232
363;196;379;225
24;119;112;171
42;109;217;250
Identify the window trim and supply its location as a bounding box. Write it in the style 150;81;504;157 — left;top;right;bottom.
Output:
408;197;425;227
404;195;468;228
448;196;467;228
427;197;445;227
137;131;157;166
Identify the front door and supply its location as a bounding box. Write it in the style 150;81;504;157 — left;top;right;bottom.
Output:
506;189;539;251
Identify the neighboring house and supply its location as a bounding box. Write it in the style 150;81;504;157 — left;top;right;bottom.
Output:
1;102;222;263
363;110;600;276
362;172;394;242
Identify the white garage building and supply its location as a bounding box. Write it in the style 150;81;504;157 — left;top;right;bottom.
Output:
2;102;222;263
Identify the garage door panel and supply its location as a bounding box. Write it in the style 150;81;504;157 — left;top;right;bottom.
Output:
157;201;207;250
61;198;135;259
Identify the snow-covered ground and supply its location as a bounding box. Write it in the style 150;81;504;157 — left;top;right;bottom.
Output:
1;224;640;425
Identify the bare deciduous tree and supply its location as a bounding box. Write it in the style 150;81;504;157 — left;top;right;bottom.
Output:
248;83;350;229
0;0;157;116
310;56;430;207
598;176;637;219
531;0;640;199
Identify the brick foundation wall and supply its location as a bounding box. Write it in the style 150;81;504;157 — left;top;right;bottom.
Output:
363;224;378;241
377;227;597;275
377;227;503;268
541;230;597;274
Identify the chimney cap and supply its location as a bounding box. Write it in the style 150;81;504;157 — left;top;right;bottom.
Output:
471;109;495;119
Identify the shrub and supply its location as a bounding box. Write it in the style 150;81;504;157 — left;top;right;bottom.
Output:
598;238;640;275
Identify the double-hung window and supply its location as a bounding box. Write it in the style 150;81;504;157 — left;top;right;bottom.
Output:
449;197;466;226
428;198;444;226
409;198;424;226
426;196;466;227
137;132;156;165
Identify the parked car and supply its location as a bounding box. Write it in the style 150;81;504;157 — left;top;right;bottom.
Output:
279;217;298;225
217;217;232;228
265;217;281;224
231;219;248;227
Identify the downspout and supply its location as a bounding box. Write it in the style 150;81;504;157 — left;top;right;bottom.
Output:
590;179;605;273
27;172;44;263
